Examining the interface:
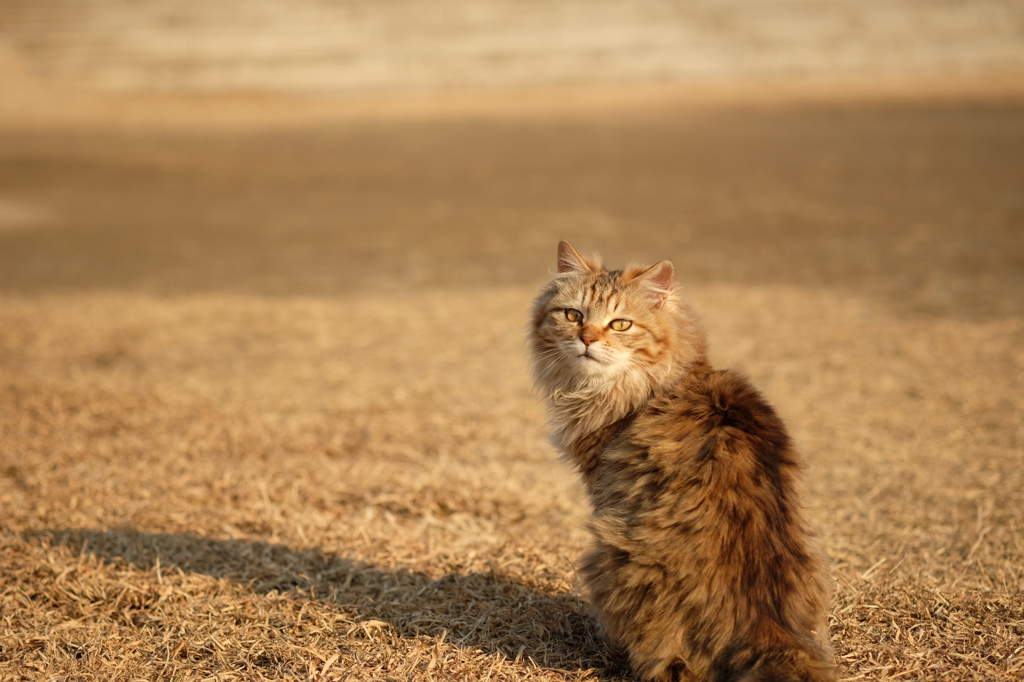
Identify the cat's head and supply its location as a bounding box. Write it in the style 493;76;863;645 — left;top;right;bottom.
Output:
530;241;705;398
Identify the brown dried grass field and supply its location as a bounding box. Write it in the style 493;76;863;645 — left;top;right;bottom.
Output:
1;92;1023;680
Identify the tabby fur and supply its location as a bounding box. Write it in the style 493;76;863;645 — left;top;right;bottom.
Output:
530;242;835;682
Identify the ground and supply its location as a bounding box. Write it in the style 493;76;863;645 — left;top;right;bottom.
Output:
0;89;1023;680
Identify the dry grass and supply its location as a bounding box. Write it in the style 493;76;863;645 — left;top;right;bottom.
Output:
1;284;1021;680
1;96;1023;680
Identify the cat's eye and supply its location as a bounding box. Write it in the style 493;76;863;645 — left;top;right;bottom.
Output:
565;308;583;323
609;319;632;331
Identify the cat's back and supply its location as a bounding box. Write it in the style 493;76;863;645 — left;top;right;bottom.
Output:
616;365;800;488
585;365;834;681
665;365;789;447
589;363;812;565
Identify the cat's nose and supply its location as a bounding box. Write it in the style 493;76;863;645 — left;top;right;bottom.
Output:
581;332;597;346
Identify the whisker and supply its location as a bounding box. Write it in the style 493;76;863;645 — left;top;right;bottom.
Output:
529;348;562;363
530;351;563;372
535;355;563;379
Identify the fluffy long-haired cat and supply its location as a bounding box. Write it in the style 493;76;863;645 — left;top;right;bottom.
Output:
530;242;835;682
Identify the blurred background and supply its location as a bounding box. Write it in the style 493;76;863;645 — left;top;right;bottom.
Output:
2;0;1023;93
1;0;1023;313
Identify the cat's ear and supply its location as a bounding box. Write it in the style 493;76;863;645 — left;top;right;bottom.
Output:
634;260;674;308
557;241;592;275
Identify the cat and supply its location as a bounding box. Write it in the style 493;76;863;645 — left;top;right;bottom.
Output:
530;241;835;682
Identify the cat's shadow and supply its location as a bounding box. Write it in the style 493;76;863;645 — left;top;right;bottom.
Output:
36;527;629;678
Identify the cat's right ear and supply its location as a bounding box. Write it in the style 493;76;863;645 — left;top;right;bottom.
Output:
557;241;590;274
634;260;675;308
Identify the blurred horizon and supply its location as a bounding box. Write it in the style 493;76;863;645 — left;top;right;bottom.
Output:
2;0;1023;98
1;1;1022;320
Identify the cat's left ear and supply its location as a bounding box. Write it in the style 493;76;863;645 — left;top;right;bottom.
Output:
557;241;592;275
635;260;674;308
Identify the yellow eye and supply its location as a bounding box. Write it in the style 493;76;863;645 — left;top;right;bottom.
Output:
564;308;583;323
609;319;632;331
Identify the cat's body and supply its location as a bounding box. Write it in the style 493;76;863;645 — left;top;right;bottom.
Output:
530;242;835;682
